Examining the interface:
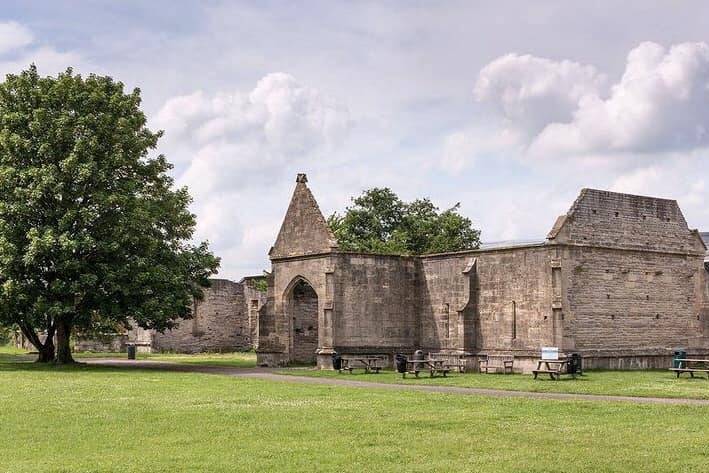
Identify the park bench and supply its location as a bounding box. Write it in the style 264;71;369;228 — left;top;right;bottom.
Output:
478;354;514;374
428;352;468;373
669;359;709;379
403;358;451;378
339;355;386;374
532;359;575;380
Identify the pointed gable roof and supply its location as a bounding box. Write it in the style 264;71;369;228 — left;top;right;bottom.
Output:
269;174;338;259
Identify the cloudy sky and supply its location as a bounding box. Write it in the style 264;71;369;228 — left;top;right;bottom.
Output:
2;1;709;279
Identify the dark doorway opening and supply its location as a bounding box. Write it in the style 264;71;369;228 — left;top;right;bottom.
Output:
289;279;319;363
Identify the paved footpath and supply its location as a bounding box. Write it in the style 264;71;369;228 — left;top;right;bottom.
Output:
86;359;709;406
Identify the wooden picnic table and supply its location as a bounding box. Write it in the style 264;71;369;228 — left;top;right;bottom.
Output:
478;355;514;374
532;359;573;380
403;358;451;378
428;353;468;373
339;355;386;374
669;358;709;379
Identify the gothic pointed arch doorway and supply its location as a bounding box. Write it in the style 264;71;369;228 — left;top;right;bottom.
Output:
286;278;319;364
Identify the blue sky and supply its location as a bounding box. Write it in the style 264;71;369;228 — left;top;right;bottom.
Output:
2;1;709;278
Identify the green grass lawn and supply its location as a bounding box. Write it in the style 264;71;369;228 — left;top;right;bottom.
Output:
0;344;257;368
1;359;709;472
279;367;709;400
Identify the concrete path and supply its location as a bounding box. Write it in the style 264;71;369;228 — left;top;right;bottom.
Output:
86;359;709;406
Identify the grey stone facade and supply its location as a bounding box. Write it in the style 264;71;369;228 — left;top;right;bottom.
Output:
144;277;266;353
67;277;267;354
256;175;709;371
152;279;250;353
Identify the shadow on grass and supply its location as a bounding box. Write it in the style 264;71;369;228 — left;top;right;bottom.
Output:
0;356;172;375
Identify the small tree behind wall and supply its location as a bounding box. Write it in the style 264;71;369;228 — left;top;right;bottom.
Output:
328;187;481;255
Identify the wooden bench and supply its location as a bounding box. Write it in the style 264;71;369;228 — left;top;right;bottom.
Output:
669;359;709;379
532;359;574;380
428;352;468;373
339;355;386;374
403;359;451;378
478;355;514;374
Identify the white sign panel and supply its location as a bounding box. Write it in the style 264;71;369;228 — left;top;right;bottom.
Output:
541;347;559;360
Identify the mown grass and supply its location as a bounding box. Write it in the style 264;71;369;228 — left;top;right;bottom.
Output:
1;358;709;473
279;367;709;399
0;345;257;368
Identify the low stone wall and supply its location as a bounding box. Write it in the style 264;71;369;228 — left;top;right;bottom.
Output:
75;334;127;352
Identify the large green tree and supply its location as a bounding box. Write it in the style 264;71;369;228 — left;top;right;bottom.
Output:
328;187;481;255
0;66;220;363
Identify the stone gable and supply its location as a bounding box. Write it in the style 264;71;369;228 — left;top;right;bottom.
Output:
548;188;705;254
269;174;338;259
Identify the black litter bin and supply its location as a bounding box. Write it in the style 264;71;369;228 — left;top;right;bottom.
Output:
673;350;687;368
332;353;342;371
127;344;136;360
395;354;408;373
568;353;583;375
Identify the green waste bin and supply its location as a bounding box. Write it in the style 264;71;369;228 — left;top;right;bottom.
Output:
127;344;136;360
673;350;687;368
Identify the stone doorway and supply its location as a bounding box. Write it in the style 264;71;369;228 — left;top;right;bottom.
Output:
289;279;319;364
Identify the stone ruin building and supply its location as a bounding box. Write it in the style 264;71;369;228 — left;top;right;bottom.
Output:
139;276;267;353
13;276;268;354
18;174;708;371
255;174;709;371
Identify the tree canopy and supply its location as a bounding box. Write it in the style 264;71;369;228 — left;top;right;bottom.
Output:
0;65;220;363
327;187;481;255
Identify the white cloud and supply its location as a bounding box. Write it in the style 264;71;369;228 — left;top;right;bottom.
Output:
0;22;33;54
155;72;351;193
153;73;351;278
532;42;709;156
474;53;606;138
475;42;709;158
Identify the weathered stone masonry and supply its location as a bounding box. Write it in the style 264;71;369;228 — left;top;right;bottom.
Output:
70;277;267;353
257;175;709;371
146;277;267;353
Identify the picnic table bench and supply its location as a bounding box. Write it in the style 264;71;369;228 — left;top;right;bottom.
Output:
403;358;451;378
532;359;575;380
478;355;514;374
669;359;709;379
428;352;468;373
338;355;386;374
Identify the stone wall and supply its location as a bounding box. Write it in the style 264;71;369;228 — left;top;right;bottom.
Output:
551;189;709;359
561;246;704;353
257;176;709;370
333;253;419;352
419;245;554;355
75;334;127;352
549;188;703;253
242;277;267;349
152;279;251;353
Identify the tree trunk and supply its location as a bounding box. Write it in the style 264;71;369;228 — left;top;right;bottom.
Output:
37;338;56;363
55;318;75;364
19;321;55;363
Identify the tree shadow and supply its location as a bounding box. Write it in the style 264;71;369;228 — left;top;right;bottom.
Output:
0;355;155;375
